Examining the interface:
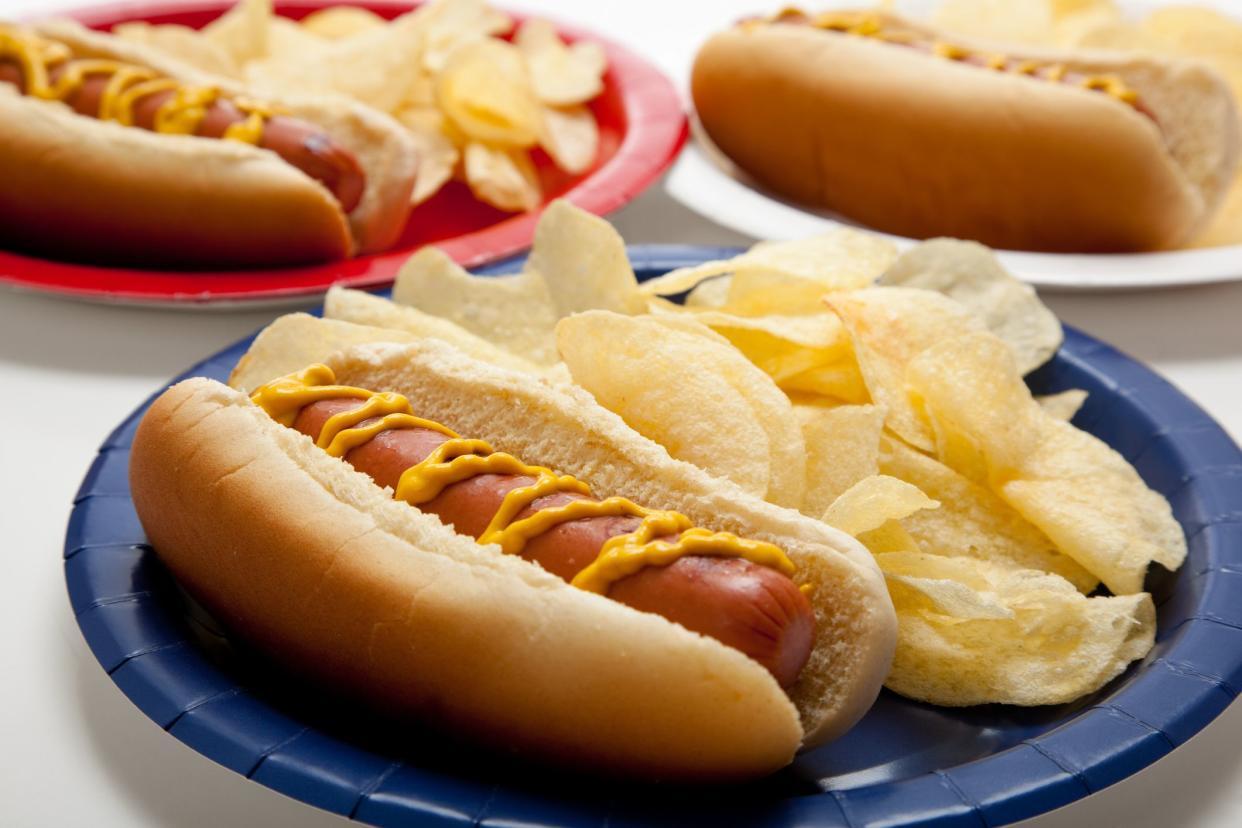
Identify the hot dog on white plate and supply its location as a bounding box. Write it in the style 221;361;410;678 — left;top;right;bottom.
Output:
0;20;417;266
691;8;1241;253
129;335;897;780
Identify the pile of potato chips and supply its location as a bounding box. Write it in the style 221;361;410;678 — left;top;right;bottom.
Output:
928;0;1242;247
115;0;607;211
234;201;1186;707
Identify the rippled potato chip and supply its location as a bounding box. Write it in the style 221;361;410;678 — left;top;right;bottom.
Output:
114;22;239;76
822;475;938;538
557;312;775;498
638;229;897;300
879;553;1156;706
825;289;985;452
1037;388;1088;422
527;200;645;317
323;287;541;375
880;239;1062;375
438;39;542;146
797;403;886;519
393;107;460;205
393;247;559;364
229;312;418;393
298;5;387;39
203;0;271;67
463;142;542;212
880;432;1097;592
692;312;848;383
906;332;1186;594
516;19;606;105
540;105;599;174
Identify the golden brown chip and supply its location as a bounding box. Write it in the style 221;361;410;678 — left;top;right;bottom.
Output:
438;39;542;147
797;404;886;519
515;18;606;106
540;105;600;174
463;142;541;212
822;475;939;538
880;553;1156;706
906;332;1186;594
824;288;985;452
526;200;645;317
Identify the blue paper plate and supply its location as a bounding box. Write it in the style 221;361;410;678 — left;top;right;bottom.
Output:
65;245;1242;827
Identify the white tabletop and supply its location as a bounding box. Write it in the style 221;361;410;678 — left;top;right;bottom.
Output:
2;2;1242;827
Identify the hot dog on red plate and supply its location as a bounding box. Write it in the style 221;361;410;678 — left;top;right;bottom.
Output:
0;20;417;266
129;337;896;780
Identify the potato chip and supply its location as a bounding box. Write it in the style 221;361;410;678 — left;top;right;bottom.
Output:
515;19;606;106
879;553;1156;706
798;404;885;518
267;17;329;60
723;272;843;316
394;107;460;205
298;5;386;39
540;105;599;174
690;311;848;383
392;246;559;364
463;142;542;212
879;432;1097;592
323;287;541;375
880;239;1062;375
526;199;646;317
824;288;985;452
1037;388;1088;422
1144;6;1242;60
684;276;731;309
203;0;271;66
229;312;419;393
906;332;1187;594
113;22;239;76
419;0;512;73
438;39;542;146
822;475;938;537
556;312;774;499
245;9;427;112
778;360;869;403
638;229;897;299
932;0;1057;44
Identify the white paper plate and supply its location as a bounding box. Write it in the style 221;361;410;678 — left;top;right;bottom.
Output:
666;0;1242;292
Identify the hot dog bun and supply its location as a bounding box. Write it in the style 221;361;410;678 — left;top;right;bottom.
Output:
0;20;417;266
129;338;896;780
691;11;1241;252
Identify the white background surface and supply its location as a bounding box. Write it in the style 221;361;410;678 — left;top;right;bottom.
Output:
1;1;1241;827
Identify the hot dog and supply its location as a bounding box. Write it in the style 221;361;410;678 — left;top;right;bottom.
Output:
691;8;1241;252
0;20;417;266
282;375;817;688
130;336;896;779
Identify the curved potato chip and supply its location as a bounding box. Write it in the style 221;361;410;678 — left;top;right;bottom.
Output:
113;22;239;76
684;276;731;309
229;313;418;393
527;200;645;317
394;107;460;205
463;142;541;212
932;0;1056;44
639;228;896;299
691;311;848;384
439;39;542;146
267;17;329;59
540;105;599;174
879;432;1097;592
419;0;512;73
906;332;1186;595
797;404;885;519
879;553;1156;706
556;311;773;499
203;0;270;66
880;239;1062;375
778;360;868;403
323;287;540;375
393;246;559;363
299;6;386;39
1037;389;1088;422
515;19;606;106
824;288;984;452
822;475;938;538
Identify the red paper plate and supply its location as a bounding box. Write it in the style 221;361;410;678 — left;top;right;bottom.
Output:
0;0;687;306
